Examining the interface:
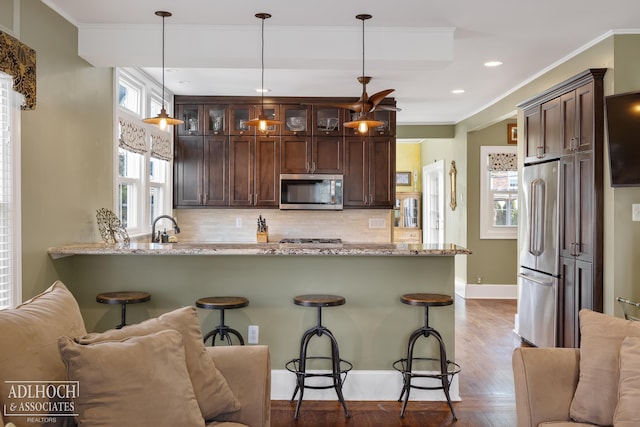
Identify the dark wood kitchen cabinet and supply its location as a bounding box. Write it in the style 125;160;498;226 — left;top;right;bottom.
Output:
344;136;395;208
228;135;280;207
561;82;595;154
174;135;228;206
518;68;605;349
523;98;562;163
281;136;342;174
174;95;396;209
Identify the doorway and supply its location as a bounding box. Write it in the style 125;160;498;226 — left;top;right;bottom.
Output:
422;160;445;244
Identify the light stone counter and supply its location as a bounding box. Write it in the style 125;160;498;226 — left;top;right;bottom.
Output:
48;242;471;259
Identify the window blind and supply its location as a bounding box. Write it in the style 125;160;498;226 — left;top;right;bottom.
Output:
0;72;20;310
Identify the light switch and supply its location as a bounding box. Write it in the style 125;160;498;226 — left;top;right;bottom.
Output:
633;204;640;222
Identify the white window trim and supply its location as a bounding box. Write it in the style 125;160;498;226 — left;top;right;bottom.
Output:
114;68;173;238
480;145;517;239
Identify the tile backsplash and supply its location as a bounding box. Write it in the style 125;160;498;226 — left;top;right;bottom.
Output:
173;209;393;243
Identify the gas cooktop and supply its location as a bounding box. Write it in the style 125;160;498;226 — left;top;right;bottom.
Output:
279;238;342;244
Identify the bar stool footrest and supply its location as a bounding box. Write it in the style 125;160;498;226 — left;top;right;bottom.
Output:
286;356;353;388
393;357;461;388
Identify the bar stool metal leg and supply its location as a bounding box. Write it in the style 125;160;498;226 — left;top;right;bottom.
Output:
202;308;245;346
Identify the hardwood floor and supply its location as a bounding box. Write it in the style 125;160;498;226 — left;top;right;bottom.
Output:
271;297;525;426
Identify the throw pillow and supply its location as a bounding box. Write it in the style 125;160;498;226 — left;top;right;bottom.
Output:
77;306;240;420
0;281;87;427
613;336;640;426
570;309;640;425
58;329;205;427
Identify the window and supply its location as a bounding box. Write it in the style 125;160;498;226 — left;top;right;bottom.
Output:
480;146;518;239
116;69;173;237
0;72;22;309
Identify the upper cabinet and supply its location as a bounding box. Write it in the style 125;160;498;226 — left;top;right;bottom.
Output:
313;106;343;136
174;95;396;209
281;105;310;136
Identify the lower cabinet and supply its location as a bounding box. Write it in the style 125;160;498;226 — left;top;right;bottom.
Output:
560;256;593;348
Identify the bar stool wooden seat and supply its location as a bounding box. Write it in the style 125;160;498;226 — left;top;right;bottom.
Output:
196;296;249;346
285;294;352;419
96;291;151;329
393;293;460;420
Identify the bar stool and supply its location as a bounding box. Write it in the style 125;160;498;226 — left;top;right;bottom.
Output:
196;296;249;346
285;294;352;419
393;293;460;420
96;291;151;329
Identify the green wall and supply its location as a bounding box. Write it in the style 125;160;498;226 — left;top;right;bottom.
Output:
19;1;113;299
466;120;518;285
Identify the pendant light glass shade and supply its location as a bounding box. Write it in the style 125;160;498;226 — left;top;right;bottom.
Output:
245;13;281;130
142;11;183;130
343;14;384;134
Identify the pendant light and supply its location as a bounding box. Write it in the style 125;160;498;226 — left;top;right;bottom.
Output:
245;13;281;131
142;11;183;130
344;14;384;134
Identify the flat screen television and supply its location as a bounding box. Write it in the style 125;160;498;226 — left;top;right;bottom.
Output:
605;90;640;187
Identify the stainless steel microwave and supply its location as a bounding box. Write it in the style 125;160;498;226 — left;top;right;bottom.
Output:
279;174;343;210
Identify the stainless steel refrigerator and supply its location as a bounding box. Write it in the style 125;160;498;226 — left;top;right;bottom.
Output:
517;159;561;347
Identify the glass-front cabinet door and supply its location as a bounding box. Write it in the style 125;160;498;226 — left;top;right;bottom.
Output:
230;105;253;135
313;106;342;136
177;105;203;136
370;110;395;136
204;105;227;135
281;105;310;136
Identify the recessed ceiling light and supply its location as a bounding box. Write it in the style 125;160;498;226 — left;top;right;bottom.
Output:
484;61;503;67
256;88;271;93
165;68;178;73
451;89;465;94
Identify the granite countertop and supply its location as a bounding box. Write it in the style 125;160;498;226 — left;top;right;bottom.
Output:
48;242;471;259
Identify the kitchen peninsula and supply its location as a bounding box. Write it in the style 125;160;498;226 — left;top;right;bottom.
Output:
48;241;470;400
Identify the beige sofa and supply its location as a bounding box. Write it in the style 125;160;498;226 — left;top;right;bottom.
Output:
512;310;640;427
0;281;270;427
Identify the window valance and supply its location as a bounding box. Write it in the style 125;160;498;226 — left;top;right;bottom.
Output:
487;153;517;171
118;114;147;155
0;30;36;110
150;129;172;161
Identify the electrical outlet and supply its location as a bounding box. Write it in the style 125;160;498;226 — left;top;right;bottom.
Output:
235;217;243;228
248;325;259;344
633;204;640;222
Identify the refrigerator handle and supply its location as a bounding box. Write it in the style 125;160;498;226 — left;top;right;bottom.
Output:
517;273;553;286
529;179;546;256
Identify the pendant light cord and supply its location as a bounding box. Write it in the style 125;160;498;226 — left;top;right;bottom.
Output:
260;15;265;111
361;17;365;115
161;14;166;109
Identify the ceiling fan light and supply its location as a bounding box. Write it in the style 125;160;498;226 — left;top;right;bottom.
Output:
142;11;183;129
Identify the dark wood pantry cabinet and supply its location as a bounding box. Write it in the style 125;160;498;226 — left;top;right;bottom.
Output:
173;95;396;209
518;68;605;348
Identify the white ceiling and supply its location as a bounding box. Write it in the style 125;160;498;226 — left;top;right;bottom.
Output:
42;0;640;125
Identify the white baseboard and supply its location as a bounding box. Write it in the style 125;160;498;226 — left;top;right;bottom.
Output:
270;369;460;402
455;280;517;299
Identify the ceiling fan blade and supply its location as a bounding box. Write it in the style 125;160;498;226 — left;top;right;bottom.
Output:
368;89;395;107
302;102;365;111
373;104;402;112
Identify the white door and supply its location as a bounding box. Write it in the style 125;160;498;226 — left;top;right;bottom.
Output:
422;161;445;244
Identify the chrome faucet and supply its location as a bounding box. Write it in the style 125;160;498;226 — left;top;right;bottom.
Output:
151;215;181;243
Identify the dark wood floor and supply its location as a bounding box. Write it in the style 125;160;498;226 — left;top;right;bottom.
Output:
271;297;524;426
